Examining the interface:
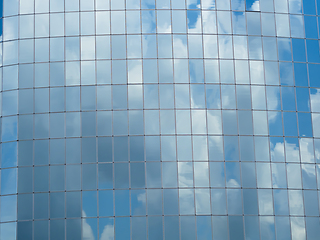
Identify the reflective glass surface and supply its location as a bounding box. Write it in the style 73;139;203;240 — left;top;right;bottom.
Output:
1;0;320;239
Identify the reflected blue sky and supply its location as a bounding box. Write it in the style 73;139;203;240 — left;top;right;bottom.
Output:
1;0;320;239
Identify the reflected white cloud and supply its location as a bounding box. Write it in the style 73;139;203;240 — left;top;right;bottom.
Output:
100;224;114;240
310;89;320;112
2;1;315;239
82;211;95;240
250;0;260;11
291;217;306;240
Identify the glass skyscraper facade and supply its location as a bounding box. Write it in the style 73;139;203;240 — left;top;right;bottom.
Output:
0;0;320;239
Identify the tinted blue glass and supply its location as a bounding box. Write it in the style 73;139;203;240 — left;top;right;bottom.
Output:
298;113;313;137
292;39;306;62
306;217;320;239
280;62;294;86
246;0;259;11
296;87;311;111
99;191;113;216
2;0;320;238
115;218;130;239
196;216;212;240
278;38;292;61
281;87;296;111
231;0;245;10
17;221;32;240
229;216;244;240
305;16;318;39
303;0;316;15
294;63;308;86
181;216;195;240
245;216;259;240
275;217;291;240
307;40;320;63
243;189;258;214
148;216;163;239
34;221;48;240
283;112;298;136
309;64;320;87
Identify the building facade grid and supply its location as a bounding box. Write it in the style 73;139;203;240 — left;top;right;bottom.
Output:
0;0;320;239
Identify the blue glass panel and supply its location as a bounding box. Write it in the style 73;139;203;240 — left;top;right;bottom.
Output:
275;217;291;240
163;189;178;215
227;189;242;215
115;217;130;239
283;112;298;136
98;218;114;240
255;137;270;161
246;0;259;11
280;62;294;86
164;216;179;240
298;113;313;137
307;40;320;63
296;87;311;111
245;216;260;240
17;194;32;220
98;191;113;217
231;0;245;10
308;64;320;88
212;216;228;239
115;190;130;216
0;0;2;19
190;84;205;107
226;162;241;187
132;217;147;240
243;189;258;214
292;39;306;62
1;141;17;168
294;63;308;87
114;136;128;162
229;216;244;240
224;136;239;161
281;87;296;111
50;192;65;219
305;16;318;39
247;12;261;35
304;191;319;216
18;167;32;193
148;216;163;240
196;216;212;240
147;189;162;215
68;219;82;240
17;221;32;240
66;192;81;218
239;136;254;161
260;216;276;240
114;163;129;188
34;221;48;240
211;189;227;214
241;162;257;188
278;38;292;61
130;162;145;188
273;190;289;215
306;217;320;239
268;112;283;136
181;216;196;240
145;136;160;161
82;191;97;218
303;0;316;15
130;136;144;161
98;164;113;189
222;110;238;135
